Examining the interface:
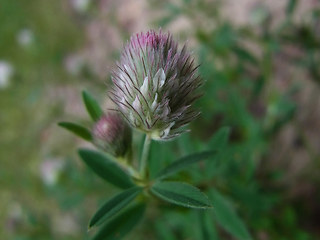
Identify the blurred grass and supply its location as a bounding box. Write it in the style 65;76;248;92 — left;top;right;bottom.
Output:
0;0;80;185
0;1;86;239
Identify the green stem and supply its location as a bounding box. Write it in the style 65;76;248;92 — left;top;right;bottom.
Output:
139;134;151;179
117;157;140;179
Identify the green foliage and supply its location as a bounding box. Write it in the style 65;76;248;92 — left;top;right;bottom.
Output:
286;0;298;16
198;211;220;240
82;90;103;122
58;122;92;141
2;0;320;239
89;186;143;228
151;181;212;209
209;189;252;240
78;149;135;189
208;126;230;151
156;151;216;180
92;203;146;240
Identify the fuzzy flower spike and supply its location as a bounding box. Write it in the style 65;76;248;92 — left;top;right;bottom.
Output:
110;30;202;140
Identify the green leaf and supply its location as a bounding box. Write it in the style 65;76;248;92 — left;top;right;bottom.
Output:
58;122;92;141
151;181;212;209
78;149;134;189
286;0;298;16
82;90;103;121
154;221;178;240
156;151;216;180
209;189;252;240
92;203;146;240
208;127;230;151
198;211;220;240
89;186;143;228
206;127;231;178
233;45;257;65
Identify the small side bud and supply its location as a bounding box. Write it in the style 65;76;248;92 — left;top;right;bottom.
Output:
92;112;132;157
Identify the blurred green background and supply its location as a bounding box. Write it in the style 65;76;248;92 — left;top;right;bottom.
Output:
1;0;320;239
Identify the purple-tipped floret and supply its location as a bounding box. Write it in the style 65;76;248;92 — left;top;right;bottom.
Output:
110;30;202;140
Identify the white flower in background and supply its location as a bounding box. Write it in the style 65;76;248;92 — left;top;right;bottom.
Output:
249;4;270;26
64;54;85;76
6;202;23;231
71;0;90;13
16;28;34;47
0;61;14;89
40;158;64;186
53;213;80;236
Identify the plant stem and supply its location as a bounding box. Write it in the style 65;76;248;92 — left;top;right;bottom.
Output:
117;157;140;179
140;134;151;179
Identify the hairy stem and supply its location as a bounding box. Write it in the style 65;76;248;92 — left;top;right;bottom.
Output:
140;134;151;179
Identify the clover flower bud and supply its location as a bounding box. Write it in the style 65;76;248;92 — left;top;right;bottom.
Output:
110;30;202;140
92;113;132;157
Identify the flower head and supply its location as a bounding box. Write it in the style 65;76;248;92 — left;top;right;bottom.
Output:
110;30;202;140
92;113;132;157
